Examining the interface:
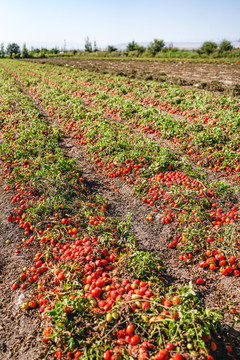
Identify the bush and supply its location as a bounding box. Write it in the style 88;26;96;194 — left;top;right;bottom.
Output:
200;41;218;55
22;43;28;58
147;39;165;55
107;45;117;53
6;43;20;57
84;37;92;52
219;39;233;52
126;41;145;55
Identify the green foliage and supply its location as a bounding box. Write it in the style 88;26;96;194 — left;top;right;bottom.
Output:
6;42;20;57
147;39;165;55
125;251;164;281
126;41;138;52
219;39;233;52
84;37;92;52
200;41;218;55
126;41;145;54
22;43;28;58
143;147;177;177
107;45;117;53
0;43;4;57
93;40;98;52
39;49;46;58
47;47;60;54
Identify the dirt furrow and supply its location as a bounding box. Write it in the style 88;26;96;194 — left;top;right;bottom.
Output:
0;164;44;360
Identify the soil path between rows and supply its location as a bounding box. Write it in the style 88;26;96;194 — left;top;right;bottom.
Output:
0;164;45;360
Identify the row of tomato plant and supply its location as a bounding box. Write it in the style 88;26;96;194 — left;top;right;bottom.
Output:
0;63;238;360
8;60;240;182
3;60;240;279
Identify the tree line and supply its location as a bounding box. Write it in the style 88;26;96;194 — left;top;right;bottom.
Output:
0;43;60;58
0;39;238;59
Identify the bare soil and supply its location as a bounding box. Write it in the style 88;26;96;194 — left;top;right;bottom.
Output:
0;166;44;360
25;58;240;95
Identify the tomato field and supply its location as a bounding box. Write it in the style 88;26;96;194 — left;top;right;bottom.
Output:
0;59;239;360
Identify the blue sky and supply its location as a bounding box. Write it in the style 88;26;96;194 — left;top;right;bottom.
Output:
0;0;239;49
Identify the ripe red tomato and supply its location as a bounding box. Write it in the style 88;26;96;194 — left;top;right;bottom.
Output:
36;260;43;268
166;342;174;351
58;272;65;281
29;300;37;308
55;349;62;358
199;261;207;268
141;342;153;350
43;335;49;343
111;355;121;360
219;260;226;267
172;354;183;360
155;349;169;360
96;278;105;287
226;266;232;274
172;296;180;304
130;335;140;346
103;350;112;360
229;256;235;264
74;350;82;358
125;335;131;343
138;353;148;360
142;301;150;310
12;282;18;290
163;300;172;307
126;324;134;335
91;287;102;298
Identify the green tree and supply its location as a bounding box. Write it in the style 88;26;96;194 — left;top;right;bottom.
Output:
147;39;165;55
6;43;20;57
126;41;138;51
107;45;117;53
84;37;92;52
219;39;233;52
93;40;98;52
48;47;60;54
200;41;218;55
39;48;46;58
30;47;40;54
22;43;28;58
126;41;145;56
0;43;4;57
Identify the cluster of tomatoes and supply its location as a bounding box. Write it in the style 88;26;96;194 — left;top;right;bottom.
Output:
102;324;184;360
199;248;239;276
